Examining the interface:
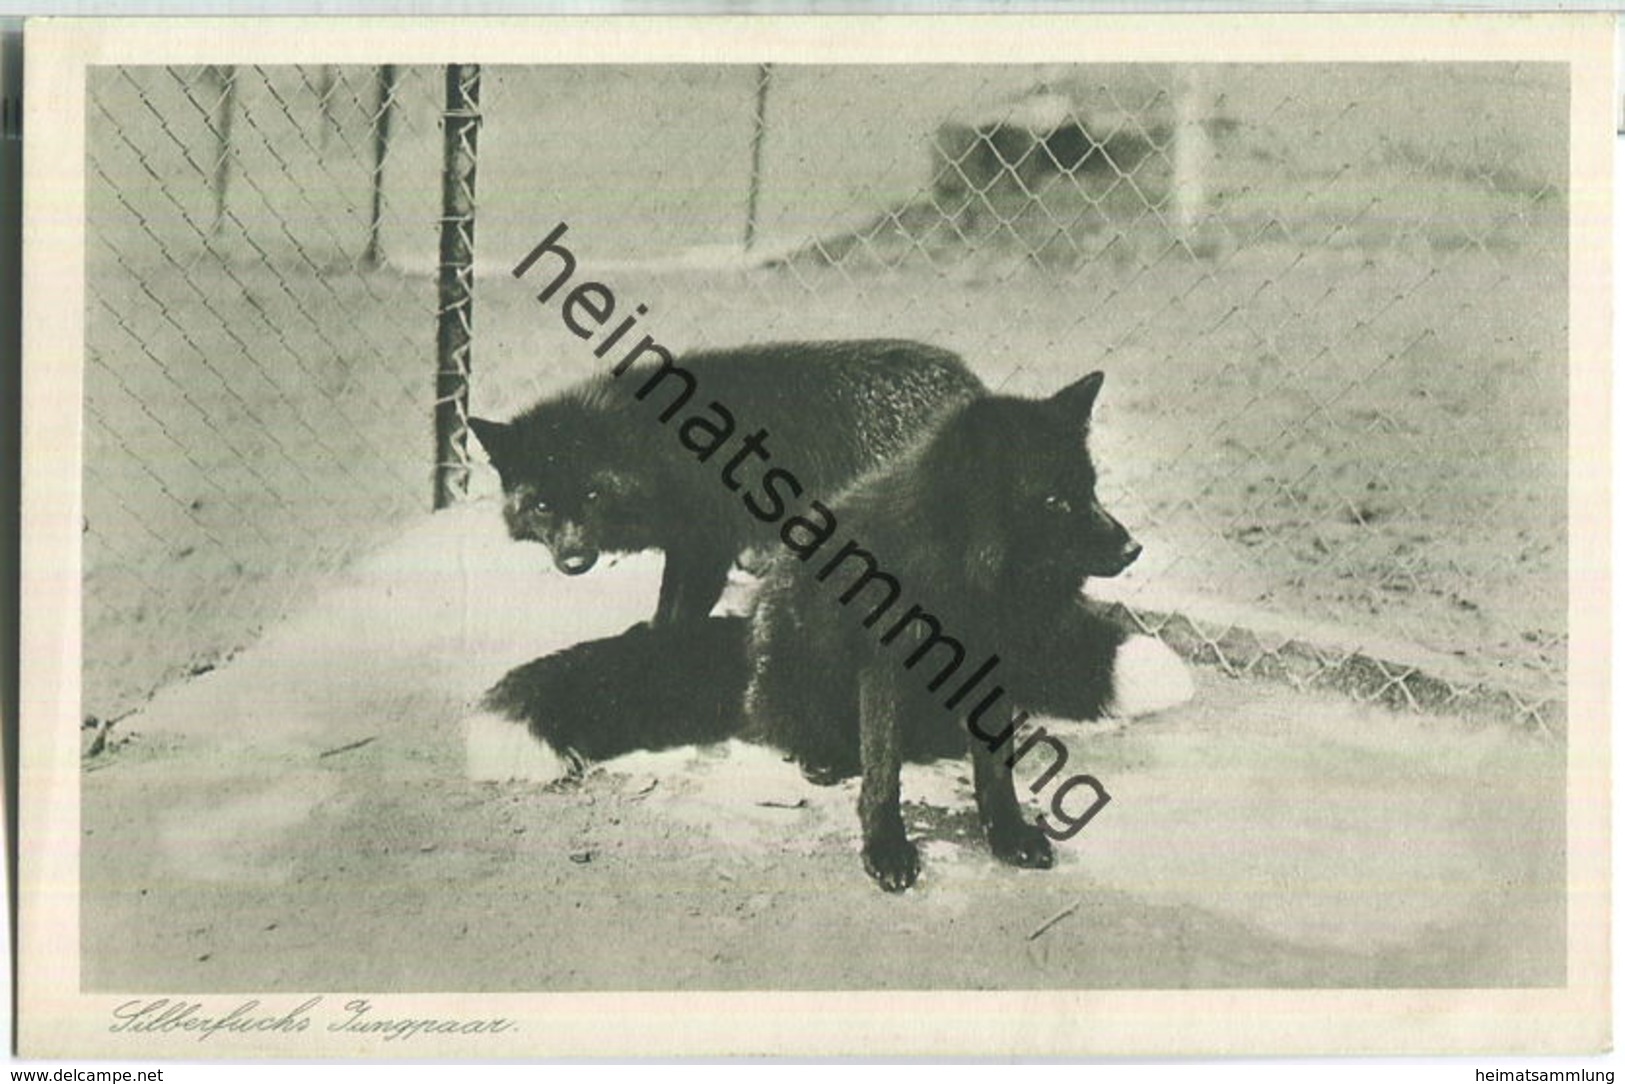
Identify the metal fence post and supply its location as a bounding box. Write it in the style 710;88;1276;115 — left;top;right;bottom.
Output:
207;65;237;237
744;63;772;251
362;64;398;271
433;64;481;511
1172;65;1213;251
315;65;338;152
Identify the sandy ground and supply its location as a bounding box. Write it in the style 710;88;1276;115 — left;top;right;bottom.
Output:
81;502;1565;992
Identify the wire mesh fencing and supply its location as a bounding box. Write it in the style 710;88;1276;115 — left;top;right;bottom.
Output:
467;63;1567;731
83;61;1568;732
798;62;1569;732
85;64;450;719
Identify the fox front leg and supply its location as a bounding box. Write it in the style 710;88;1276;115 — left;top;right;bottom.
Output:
857;663;919;893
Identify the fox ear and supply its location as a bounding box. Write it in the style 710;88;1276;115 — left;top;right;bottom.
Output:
467;417;511;465
1052;371;1105;422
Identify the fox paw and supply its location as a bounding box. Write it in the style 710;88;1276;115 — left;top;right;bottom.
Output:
862;835;921;893
988;822;1055;869
1107;635;1195;718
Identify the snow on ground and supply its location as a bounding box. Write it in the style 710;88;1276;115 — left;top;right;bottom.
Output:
83;500;1565;994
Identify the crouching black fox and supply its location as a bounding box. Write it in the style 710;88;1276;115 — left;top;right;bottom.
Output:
469;340;983;627
464;369;1194;892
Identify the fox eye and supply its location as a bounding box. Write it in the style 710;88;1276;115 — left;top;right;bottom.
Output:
532;498;551;514
585;489;600;502
1043;495;1073;514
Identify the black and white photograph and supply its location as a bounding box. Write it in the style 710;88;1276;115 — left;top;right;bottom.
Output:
17;13;1611;1058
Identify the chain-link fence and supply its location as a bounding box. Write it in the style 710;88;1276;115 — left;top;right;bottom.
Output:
85;64;447;717
85;62;1568;731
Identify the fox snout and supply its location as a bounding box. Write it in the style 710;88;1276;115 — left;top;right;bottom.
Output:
542;520;600;576
1086;502;1141;578
501;496;602;576
1105;537;1143;573
1084;535;1140;578
553;548;599;576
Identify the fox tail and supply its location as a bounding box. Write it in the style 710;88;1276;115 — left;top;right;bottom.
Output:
463;616;750;783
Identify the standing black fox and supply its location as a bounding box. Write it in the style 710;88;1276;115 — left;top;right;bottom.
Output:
469;340;984;627
465;368;1193;892
745;370;1190;891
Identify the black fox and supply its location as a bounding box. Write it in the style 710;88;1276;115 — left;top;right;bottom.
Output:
465;370;1194;892
745;371;1193;891
469;340;983;626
